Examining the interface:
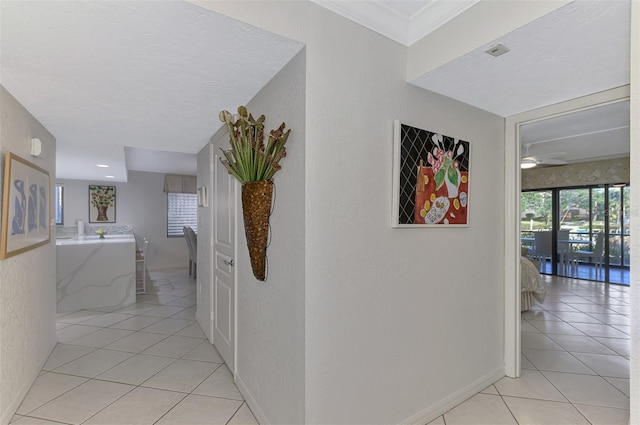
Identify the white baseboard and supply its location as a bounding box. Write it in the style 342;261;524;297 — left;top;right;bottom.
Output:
399;366;506;425
1;339;57;425
235;373;269;425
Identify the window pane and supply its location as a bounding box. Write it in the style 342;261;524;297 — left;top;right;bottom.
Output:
55;185;64;225
167;193;197;237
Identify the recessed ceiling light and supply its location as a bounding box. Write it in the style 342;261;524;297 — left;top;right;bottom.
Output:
105;175;115;179
96;164;109;168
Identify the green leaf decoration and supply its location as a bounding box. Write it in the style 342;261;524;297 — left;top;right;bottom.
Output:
447;166;459;187
218;106;290;183
434;168;445;190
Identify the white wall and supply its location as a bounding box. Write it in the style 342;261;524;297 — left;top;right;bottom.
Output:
194;2;505;424
629;0;639;422
302;8;504;424
57;171;189;271
232;49;306;424
0;86;58;424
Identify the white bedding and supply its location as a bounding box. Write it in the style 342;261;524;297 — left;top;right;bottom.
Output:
521;257;545;304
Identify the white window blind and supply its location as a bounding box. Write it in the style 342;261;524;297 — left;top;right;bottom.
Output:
167;193;197;237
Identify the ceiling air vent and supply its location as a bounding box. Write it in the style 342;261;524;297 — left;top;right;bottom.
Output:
484;43;510;57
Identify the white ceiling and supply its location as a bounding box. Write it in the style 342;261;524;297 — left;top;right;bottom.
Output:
1;0;631;181
410;0;631;117
315;0;631;166
1;1;303;181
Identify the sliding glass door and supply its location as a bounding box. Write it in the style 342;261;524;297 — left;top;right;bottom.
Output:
521;184;630;285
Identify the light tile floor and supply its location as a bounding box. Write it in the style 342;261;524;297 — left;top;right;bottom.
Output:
12;268;257;425
429;275;630;425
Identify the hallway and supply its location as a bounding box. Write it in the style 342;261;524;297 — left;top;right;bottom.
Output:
10;269;257;425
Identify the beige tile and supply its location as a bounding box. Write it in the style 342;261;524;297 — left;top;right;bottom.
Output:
551;311;603;324
104;331;168;353
192;364;243;400
88;304;125;312
542;371;630;409
521;333;563;350
78;313;134;327
141;318;194;335
155;394;242;425
521;311;559;322
140;305;186;318
165;296;196;307
520;321;540;333
228;403;258;425
522;349;595;374
546;334;617;355
65;328;134;348
141;335;203;358
28;380;134;424
574;404;629;425
529;321;584;335
570;323;628;339
142;359;218;393
56;310;104;324
17;373;87;415
53;349;133;378
479;384;498;395
114;303;157;315
42;344;96;371
83;387;185;424
426;416;445;425
587;313;630;326
108;315;163;331
593;337;630;357
503;396;588;425
170;307;196;320
96;354;175;385
56;325;102;343
495;369;566;402
182;341;224;363
175;322;206;338
12;417;72;424
571;353;629;378
444;393;516;425
521;353;536;370
604;377;629;397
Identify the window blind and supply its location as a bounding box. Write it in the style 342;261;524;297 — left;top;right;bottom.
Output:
167;193;198;237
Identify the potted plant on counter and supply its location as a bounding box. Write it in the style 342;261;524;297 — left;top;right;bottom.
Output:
219;106;291;281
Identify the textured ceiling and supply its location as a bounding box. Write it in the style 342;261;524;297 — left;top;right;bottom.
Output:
410;0;630;117
1;1;303;181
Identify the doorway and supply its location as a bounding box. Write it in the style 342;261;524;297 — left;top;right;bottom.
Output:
504;86;630;378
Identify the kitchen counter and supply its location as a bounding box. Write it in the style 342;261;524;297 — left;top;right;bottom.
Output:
56;234;136;312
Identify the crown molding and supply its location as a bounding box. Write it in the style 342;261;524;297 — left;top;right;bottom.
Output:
311;0;482;46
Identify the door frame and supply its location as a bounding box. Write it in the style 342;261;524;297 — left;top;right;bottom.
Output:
503;85;630;378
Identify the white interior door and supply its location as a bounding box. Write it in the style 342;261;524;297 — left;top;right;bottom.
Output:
213;154;236;372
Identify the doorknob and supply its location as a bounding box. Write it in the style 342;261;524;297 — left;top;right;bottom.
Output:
223;259;234;267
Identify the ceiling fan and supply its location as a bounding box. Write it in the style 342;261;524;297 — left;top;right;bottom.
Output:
521;144;567;169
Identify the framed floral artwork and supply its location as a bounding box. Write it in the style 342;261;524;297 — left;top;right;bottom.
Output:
392;120;471;227
1;152;51;259
89;185;116;223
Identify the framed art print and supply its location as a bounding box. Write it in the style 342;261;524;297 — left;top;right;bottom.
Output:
89;185;116;223
1;152;51;259
392;120;471;227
